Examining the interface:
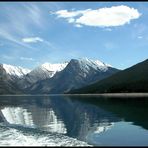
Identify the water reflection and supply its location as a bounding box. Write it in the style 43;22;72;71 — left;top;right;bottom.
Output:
0;96;120;142
71;95;148;130
1;106;66;134
0;95;148;145
1;107;34;127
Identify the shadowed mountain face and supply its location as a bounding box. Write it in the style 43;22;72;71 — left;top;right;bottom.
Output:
0;58;119;94
0;65;22;94
26;59;119;94
17;62;68;90
69;59;148;94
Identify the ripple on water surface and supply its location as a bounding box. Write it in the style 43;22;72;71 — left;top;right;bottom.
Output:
0;124;91;146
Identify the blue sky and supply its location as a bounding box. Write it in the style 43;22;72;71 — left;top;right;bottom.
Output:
0;2;148;70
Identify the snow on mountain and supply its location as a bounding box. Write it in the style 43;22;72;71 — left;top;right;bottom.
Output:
2;59;109;79
17;62;68;89
76;58;112;73
27;58;119;94
28;62;68;79
40;62;68;77
2;64;31;77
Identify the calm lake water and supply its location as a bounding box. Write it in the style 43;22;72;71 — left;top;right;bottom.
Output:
0;95;148;146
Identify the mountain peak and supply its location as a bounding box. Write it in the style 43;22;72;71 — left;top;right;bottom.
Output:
28;58;119;94
78;58;112;67
69;58;111;72
41;62;68;72
70;58;148;94
2;64;31;77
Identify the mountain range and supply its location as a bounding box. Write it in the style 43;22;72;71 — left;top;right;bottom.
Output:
1;58;148;95
25;58;119;94
69;59;148;94
17;62;68;89
0;58;119;94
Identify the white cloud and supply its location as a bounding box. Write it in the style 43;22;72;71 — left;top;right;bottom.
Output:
0;29;36;50
68;18;75;23
104;28;112;31
0;3;47;51
55;9;87;18
1;55;14;60
54;5;141;27
20;57;35;61
138;36;143;39
75;24;82;28
22;37;43;43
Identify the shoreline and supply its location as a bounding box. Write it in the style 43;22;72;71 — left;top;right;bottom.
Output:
0;93;148;97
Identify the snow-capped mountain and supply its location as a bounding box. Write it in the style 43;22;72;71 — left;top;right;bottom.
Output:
41;62;68;77
27;62;68;80
0;58;120;94
37;62;68;79
74;57;112;73
0;64;22;94
2;64;30;78
70;58;148;94
27;58;119;94
18;62;68;89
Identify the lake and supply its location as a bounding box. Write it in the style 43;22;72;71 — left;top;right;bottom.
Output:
0;95;148;146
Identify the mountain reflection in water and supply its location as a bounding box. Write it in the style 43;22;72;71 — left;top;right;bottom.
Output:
0;95;148;146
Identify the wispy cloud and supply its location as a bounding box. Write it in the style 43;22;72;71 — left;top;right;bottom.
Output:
104;42;117;50
1;55;14;60
0;3;49;47
20;57;35;61
22;37;43;43
53;5;141;27
0;29;36;51
0;3;44;37
104;28;112;31
0;3;48;53
75;24;82;28
132;23;147;39
1;54;35;62
138;36;143;39
0;2;59;56
22;4;44;29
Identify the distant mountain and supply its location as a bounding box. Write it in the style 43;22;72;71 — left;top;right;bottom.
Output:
27;58;119;94
2;64;30;81
18;62;68;89
41;62;69;77
69;59;148;94
0;64;22;94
